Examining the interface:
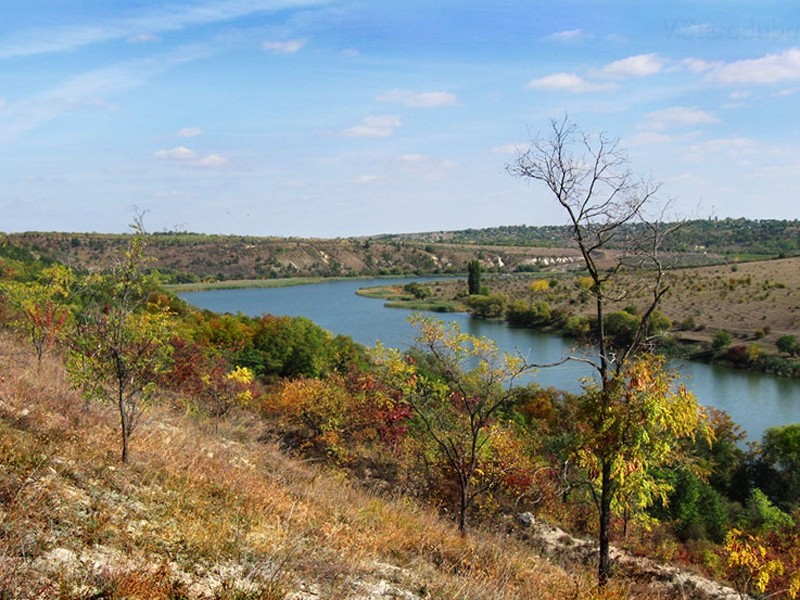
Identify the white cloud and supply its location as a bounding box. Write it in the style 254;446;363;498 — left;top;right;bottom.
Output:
262;38;307;54
0;47;211;139
376;89;457;107
546;29;590;42
597;53;663;79
526;73;615;93
352;175;377;184
0;0;330;59
155;146;196;160
154;145;229;167
641;106;720;130
342;115;401;138
194;154;229;167
706;47;800;84
398;153;425;163
177;127;204;138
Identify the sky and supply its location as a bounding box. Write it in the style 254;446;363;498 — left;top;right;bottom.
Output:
1;1;799;237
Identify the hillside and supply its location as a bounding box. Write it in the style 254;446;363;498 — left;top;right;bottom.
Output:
6;218;797;285
0;332;749;600
2;232;585;283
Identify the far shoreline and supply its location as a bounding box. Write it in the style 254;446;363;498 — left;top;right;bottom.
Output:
166;273;458;294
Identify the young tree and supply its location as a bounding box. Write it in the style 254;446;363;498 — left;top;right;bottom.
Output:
373;315;532;533
1;265;75;365
67;222;174;463
467;259;482;295
509;116;706;584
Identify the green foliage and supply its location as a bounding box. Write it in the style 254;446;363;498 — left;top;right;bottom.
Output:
646;309;672;335
570;354;709;534
506;300;552;327
67;225;175;463
373;316;534;532
251;315;333;378
603;310;641;348
467;259;482;295
563;315;590;338
417;218;800;258
662;470;728;543
712;330;733;352
464;294;506;319
403;281;432;300
0;238;56;282
777;334;800;357
696;407;748;500
743;488;794;533
759;424;800;506
1;265;76;363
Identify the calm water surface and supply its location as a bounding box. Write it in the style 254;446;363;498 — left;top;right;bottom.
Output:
180;278;800;441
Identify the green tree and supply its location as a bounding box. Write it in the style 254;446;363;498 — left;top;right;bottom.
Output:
467;259;482;295
712;330;733;353
509;116;701;585
464;294;506;319
776;334;799;357
572;354;708;541
67;223;174;463
251;315;335;378
374;316;532;533
760;424;800;506
403;281;432;300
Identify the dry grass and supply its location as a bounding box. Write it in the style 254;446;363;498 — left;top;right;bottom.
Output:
0;331;681;599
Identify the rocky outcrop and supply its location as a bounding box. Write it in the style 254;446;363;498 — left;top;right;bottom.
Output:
516;516;746;600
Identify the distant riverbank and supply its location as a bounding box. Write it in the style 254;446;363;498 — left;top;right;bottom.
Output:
166;277;335;293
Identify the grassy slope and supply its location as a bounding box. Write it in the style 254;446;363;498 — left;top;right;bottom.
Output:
0;332;663;600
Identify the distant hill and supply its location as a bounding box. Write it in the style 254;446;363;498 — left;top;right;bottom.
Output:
382;218;800;257
3;218;797;283
1;231;585;283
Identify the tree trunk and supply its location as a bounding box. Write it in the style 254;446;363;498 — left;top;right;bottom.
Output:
457;478;469;535
598;459;612;586
118;389;129;464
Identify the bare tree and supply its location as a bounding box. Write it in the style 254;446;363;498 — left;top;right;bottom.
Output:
509;116;694;585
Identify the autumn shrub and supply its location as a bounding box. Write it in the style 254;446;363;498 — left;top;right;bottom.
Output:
267;370;410;463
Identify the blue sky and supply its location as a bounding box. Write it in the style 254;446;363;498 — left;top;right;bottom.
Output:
1;1;799;237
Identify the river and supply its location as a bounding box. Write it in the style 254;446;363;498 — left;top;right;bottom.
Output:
179;277;800;441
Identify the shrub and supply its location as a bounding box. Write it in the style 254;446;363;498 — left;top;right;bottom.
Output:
776;334;799;357
712;330;733;353
506;300;552;327
464;294;506;319
563;315;590;338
